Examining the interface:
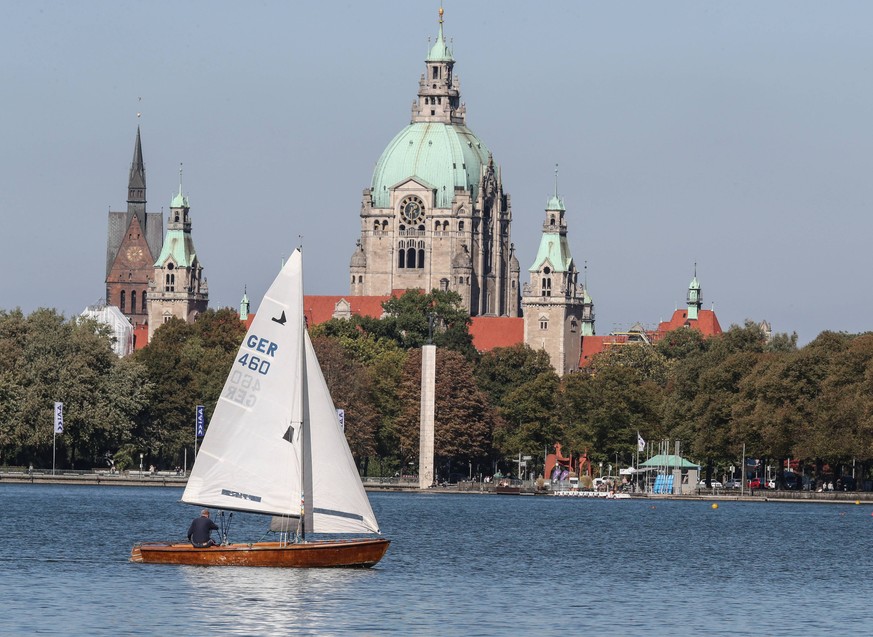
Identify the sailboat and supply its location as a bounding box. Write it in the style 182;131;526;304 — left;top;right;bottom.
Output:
131;249;389;567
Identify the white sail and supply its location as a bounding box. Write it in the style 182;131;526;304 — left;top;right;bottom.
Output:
182;251;305;516
182;248;380;536
303;330;380;534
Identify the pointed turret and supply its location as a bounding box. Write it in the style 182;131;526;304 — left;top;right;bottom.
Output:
581;261;595;336
127;127;147;224
687;263;702;320
240;287;250;322
412;7;465;125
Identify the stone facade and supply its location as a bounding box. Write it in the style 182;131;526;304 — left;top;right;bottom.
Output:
147;179;208;339
350;12;520;317
521;194;591;376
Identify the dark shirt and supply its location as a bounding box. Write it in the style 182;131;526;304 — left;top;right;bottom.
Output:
187;516;219;545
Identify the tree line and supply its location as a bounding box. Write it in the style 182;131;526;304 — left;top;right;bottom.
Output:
2;295;871;488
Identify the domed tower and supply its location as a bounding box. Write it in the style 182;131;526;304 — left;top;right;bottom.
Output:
350;8;517;317
521;171;585;376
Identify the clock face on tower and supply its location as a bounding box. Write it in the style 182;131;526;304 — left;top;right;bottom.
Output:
126;246;144;262
400;196;424;224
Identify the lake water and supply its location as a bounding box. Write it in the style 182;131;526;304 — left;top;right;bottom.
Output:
1;484;871;636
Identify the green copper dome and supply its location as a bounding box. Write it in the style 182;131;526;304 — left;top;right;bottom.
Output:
371;122;491;209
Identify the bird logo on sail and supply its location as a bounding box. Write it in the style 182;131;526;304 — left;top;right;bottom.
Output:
272;311;287;325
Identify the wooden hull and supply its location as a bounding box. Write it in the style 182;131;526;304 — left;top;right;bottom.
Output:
130;538;389;568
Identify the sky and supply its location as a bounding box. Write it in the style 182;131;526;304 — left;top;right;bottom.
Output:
2;1;872;344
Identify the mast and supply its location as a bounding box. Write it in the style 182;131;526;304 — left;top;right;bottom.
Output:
296;248;307;542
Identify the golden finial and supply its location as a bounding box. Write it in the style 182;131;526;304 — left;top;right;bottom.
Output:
439;5;444;24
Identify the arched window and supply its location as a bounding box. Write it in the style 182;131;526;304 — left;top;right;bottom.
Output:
374;221;380;231
141;292;147;313
407;247;416;267
398;244;406;269
458;220;464;231
166;273;175;291
382;220;388;230
358;275;363;283
120;290;126;312
417;249;425;268
435;221;440;231
131;291;137;314
550;216;556;226
442;221;449;231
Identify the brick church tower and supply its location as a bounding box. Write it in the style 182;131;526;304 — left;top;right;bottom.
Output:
105;127;164;326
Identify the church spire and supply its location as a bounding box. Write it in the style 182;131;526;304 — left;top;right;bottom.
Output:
412;7;464;125
127;126;146;221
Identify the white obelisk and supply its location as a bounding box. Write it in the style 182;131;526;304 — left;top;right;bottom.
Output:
419;344;436;489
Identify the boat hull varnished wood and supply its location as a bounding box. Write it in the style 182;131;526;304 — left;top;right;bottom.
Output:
131;538;390;568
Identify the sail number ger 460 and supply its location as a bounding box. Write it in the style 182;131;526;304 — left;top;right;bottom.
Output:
237;335;279;375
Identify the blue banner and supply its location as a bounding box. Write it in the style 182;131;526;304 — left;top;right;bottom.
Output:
54;402;64;434
196;405;205;438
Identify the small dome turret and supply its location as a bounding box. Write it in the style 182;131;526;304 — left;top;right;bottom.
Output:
349;240;367;268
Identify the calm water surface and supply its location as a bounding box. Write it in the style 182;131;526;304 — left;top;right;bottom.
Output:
1;484;871;636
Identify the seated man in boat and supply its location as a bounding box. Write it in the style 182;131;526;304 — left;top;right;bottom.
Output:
187;509;219;548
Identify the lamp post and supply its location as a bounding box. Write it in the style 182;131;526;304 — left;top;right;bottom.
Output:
140;453;144;475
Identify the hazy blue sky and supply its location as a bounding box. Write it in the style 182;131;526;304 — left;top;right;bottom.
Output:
3;1;871;343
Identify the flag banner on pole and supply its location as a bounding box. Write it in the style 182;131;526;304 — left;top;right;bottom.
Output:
196;405;205;438
54;402;64;434
336;408;345;432
637;432;645;452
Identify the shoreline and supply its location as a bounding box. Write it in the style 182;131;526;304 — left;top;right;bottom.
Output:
3;472;872;504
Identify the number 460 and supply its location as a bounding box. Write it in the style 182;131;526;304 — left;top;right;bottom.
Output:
237;353;271;375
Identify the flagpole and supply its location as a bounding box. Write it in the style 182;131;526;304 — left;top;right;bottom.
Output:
52;430;56;476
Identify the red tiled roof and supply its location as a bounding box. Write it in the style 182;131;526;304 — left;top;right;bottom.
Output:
303;295;389;325
469;317;524;351
656;308;722;338
579;308;724;367
579;335;611;365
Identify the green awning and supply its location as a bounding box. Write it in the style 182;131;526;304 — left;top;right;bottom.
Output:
639;454;700;469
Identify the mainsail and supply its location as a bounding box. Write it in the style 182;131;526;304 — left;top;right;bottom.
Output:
182;249;379;535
